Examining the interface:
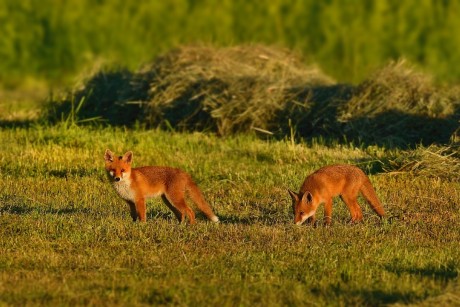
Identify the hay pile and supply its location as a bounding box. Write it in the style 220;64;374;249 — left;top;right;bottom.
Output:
48;45;335;132
341;60;454;118
47;45;460;147
338;60;459;146
143;45;334;135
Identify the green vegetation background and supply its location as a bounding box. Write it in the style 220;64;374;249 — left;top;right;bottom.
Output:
2;0;460;86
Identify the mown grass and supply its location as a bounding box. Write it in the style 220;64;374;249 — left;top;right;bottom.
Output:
1;125;459;306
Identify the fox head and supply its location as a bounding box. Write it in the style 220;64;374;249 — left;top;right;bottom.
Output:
104;149;133;182
288;189;318;225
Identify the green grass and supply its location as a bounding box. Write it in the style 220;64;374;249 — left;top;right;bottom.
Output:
3;0;460;85
1;125;459;306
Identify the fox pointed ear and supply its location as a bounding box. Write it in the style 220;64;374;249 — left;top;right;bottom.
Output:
104;149;114;162
123;151;133;163
301;191;313;204
288;189;299;202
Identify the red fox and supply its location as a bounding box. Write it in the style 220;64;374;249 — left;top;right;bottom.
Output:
104;149;219;224
288;164;385;225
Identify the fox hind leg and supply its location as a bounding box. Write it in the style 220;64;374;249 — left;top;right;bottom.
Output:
164;193;196;224
340;194;363;223
324;198;333;225
161;195;183;222
185;206;196;225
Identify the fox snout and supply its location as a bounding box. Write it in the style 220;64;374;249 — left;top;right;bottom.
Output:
111;172;125;182
295;210;315;225
107;170;124;182
295;215;306;225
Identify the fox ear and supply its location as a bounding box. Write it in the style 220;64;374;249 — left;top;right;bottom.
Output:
301;191;313;204
123;151;133;163
288;189;299;202
104;149;114;162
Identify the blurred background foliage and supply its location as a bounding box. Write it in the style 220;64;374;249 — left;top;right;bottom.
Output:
1;0;460;88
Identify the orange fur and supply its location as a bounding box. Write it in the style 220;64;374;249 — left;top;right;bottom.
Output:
104;149;219;224
288;164;385;225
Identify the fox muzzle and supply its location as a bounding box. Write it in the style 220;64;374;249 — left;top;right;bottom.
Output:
295;211;315;225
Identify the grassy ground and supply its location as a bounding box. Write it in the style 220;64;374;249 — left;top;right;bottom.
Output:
1;125;459;306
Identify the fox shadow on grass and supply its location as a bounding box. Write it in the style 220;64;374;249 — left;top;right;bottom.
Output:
144;208;277;225
215;214;279;225
142;198;286;225
214;204;289;225
146;210;182;222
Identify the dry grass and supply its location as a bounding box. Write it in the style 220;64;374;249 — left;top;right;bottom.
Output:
380;143;460;180
46;45;460;147
143;45;334;135
338;60;460;146
341;60;456;118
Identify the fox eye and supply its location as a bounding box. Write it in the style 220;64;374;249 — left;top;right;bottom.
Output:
299;211;305;216
121;169;125;172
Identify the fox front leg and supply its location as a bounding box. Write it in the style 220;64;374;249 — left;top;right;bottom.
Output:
126;201;138;222
135;198;147;222
306;215;316;225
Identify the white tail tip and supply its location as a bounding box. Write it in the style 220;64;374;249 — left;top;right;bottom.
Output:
210;216;220;223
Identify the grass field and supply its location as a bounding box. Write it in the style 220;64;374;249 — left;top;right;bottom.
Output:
2;1;460;304
1;123;459;306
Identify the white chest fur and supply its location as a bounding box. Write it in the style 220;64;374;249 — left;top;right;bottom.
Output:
112;178;136;202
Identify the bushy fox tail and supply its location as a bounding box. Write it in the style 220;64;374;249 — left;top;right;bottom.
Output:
187;178;219;223
360;179;385;217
